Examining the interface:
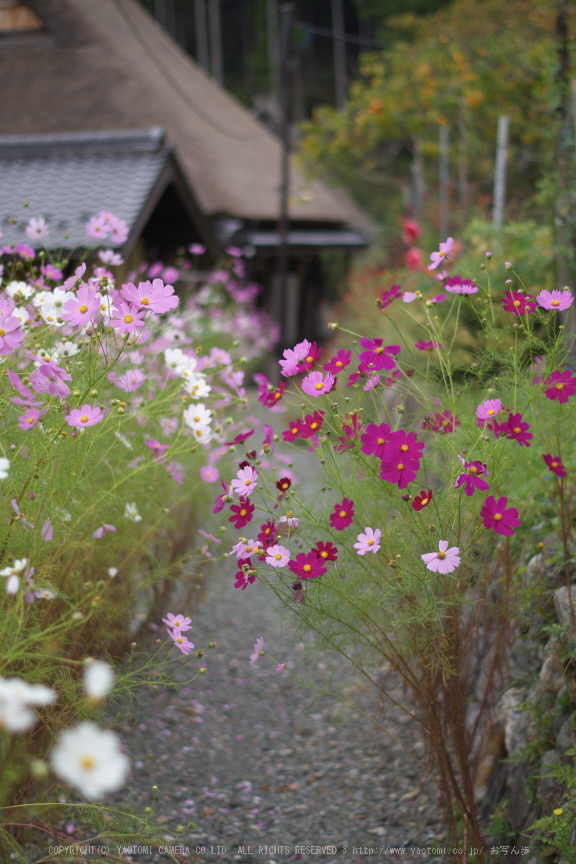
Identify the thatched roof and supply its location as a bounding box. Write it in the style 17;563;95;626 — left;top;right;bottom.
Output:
0;0;372;236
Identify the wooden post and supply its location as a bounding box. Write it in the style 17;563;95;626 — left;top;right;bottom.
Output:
439;125;449;240
331;0;347;109
412;135;423;223
194;0;209;72
208;0;223;85
458;96;469;223
267;0;280;101
492;115;509;231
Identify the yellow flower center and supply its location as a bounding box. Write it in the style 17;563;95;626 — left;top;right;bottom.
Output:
552;299;560;306
306;355;313;363
315;382;323;390
442;420;449;426
281;483;288;489
377;437;384;445
339;510;347;517
494;513;502;521
375;347;384;354
487;409;495;416
275;553;282;560
177;637;183;643
397;463;404;470
27;417;34;424
513;300;521;307
195;430;202;436
303;564;311;572
320;551;328;558
80;415;89;423
336;361;343;367
79;305;88;313
469;466;477;474
124;315;133;323
291;427;298;434
274;392;281;399
311;422;318;430
552;461;558;468
367;539;374;546
244;545;251;552
240;509;247;516
557;383;564;390
438;551;445;559
245;479;251;486
400;444;408;452
513;427;521;433
142;298;149;305
265;528;271;534
174;620;181;626
80;756;96;771
421;497;428;506
194;416;200;422
0;329;5;336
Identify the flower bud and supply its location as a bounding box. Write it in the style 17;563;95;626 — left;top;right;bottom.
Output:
428;524;436;532
199;667;207;674
188;821;195;829
145;807;152;814
396;405;404;414
31;759;49;780
152;785;158;791
485;251;492;259
208;641;216;648
327;322;339;330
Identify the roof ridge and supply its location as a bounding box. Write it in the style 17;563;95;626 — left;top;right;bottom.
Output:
0;126;166;157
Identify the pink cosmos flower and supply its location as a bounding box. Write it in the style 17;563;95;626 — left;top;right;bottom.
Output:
250;636;264;665
18;407;47;430
229;497;255;529
480;495;520;536
213;481;228;514
26;217;49;240
302;370;335;397
476;399;502;423
16;243;35;260
162;612;192;632
61;286;102;327
278;340;311;377
379;457;420;489
169;632;195;654
225;430;254;447
354;527;381;555
120;279;179;313
254;372;285;407
543;454;566;477
329;498;354;530
431;293;446;304
231;466;258;497
360;423;394;459
110;302;146;335
86;215;110;239
358;339;400;373
378;285;403;308
111;369;146;392
403;290;423;303
537;289;573;311
265;544;290;568
387;429;425;463
279;512;299;528
427;237;454;270
231;538;262;559
11;500;34;531
41;519;53;541
199;529;221;544
65;404;104;428
444;276;478;295
297;342;321;373
323;349;352;374
0;314;24;355
454;456;490;497
41;265;62;282
544;370;576;403
145;439;169;461
288;552;327;580
416;340;442;351
421;540;461;573
313;541;338;562
200;465;220;483
422;410;460;433
92;524;117;539
501;291;536;315
499;412;533;447
189;243;206;255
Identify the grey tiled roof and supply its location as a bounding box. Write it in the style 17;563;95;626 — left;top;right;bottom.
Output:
0;128;170;252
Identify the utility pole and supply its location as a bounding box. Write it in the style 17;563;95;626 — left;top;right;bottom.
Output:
331;0;347;109
492;115;509;231
208;0;223;85
267;0;280;102
194;0;209;73
458;96;469;223
556;0;576;296
154;0;166;28
273;2;294;355
439;125;449;240
412;135;424;223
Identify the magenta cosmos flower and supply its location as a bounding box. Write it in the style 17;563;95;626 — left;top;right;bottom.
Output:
329;498;354;530
537;289;573;311
476;398;502;423
358;339;400;373
543;454;566;477
499;412;533;447
421;540;461;573
378;284;403;308
387;429;425;463
454;455;489;497
480;495;520;537
354;527;381;555
288;551;327;580
323;349;352;374
422;410;460;433
229;496;255;529
302;370;335;397
416;340;442;351
65;404;104;428
297;341;321;372
145;439;169;461
61;286;101;327
360;422;394;460
162;612;192;632
110;302;146;335
427;237;454;270
0;314;24;356
501;291;536;315
313;541;338;562
444;276;478;295
121;279;179;313
250;636;264;665
282;418;304;442
231;466;258;496
379;456;420;490
300;411;324;439
544;370;576;403
265;544;290;568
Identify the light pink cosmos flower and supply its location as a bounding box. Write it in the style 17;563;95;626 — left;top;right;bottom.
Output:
65;404;104;429
169;631;195;654
26;217;49;240
427;237;454;270
279;340;311;377
61;286;101;327
200;465;220;483
421;540;461;574
41;519;53;541
354;527;382;555
86;215;110;239
302;370;335;397
0;314;24;356
99;249;123;266
536;289;574;311
18;407;47;430
231;466;258;497
476;398;502;423
120;279;179;313
11;500;34;531
265;544;290;568
162;612;192;633
231;538;261;559
110;302;146;335
92;524;116;539
403;290;423;303
250;636;264;666
110;369;146;392
145;439;169;462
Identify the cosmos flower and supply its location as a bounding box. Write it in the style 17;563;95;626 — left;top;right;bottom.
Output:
476;399;502;423
231;466;258;497
544;370;576;404
416;340;442;351
200;465;220;483
421;540;461;573
536;289;573;311
0;313;24;356
360;423;394;460
313;541;338;562
422;410;460;433
288;552;327;580
83;661;115;704
162;613;192;633
480;495;520;537
379;457;420;490
257;520;276;546
145;439;170;462
444;276;478;295
323;349;352;374
283;418;304;442
50;721;129;800
110;303;146;335
501;291;536;315
358;339;400;373
61;286;102;327
229;496;255;529
454;456;490;497
354;527;381;555
300;411;324;439
543;454;566;477
378;285;403;308
412;489;433;511
121;279;179;313
329;498;354;530
92;524;116;539
18;407;47;430
302;370;335;397
250;636;264;665
498;412;533;447
427;237;454;270
265;544;290;568
65;404;104;429
169;631;195;654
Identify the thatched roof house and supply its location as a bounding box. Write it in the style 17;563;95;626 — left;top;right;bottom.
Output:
0;0;372;342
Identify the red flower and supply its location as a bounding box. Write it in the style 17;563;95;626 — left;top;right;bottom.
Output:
501;291;536;315
412;489;433;511
283;418;304;442
402;219;422;245
276;477;292;494
313;541;338;562
229;496;254;529
257;520;277;545
238;460;250;470
544;370;576;404
297;342;321;373
225;430;254;446
288;552;327;580
300;411;324;439
329;498;354;530
480;495;520;537
543;454;566;477
234;557;256;590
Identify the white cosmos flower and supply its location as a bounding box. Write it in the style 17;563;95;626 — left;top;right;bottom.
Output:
0;458;9;480
164;347;197;376
108;567;118;578
13;306;30;326
83;660;115;703
189;425;213;444
50;721;129;800
0;558;28;578
53;340;80;361
183;403;212;428
39;304;65;328
49;288;74;311
124;502;142;522
183;373;211;399
6;281;33;300
0;676;57;732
